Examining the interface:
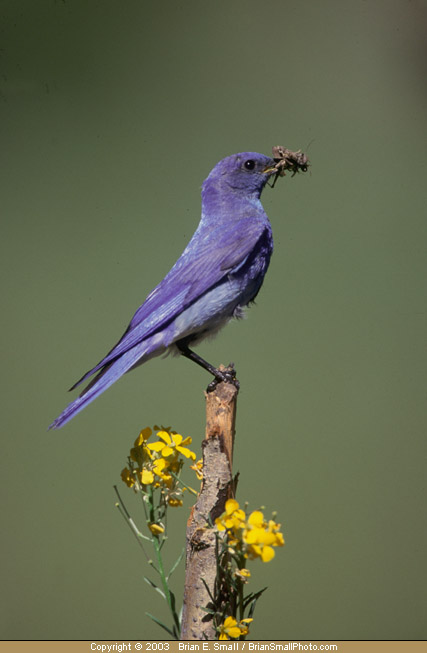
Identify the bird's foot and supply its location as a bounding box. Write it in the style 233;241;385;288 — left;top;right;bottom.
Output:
206;363;240;392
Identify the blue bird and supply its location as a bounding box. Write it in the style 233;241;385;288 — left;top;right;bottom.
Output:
49;152;280;429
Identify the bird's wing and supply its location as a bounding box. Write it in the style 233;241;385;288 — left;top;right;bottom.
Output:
70;217;267;389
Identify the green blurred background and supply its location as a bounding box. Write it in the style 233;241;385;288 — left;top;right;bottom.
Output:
1;0;426;641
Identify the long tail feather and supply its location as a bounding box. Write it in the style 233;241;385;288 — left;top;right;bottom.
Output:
48;336;164;429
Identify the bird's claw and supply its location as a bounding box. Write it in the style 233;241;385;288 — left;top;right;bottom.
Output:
206;364;240;392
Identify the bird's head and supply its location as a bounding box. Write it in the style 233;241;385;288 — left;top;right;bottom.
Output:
203;152;277;200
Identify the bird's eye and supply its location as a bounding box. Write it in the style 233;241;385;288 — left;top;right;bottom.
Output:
244;159;255;170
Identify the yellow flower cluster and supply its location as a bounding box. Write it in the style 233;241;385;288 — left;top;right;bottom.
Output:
215;499;284;562
218;616;253;640
190;459;204;480
121;426;196;507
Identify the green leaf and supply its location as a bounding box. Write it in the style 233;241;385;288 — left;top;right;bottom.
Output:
144;576;166;599
145;612;175;638
167;548;185;580
168;589;181;635
201;577;215;604
245;587;268;618
172;625;180;639
169;588;177;613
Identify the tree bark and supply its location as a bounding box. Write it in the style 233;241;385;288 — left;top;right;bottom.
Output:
180;376;238;640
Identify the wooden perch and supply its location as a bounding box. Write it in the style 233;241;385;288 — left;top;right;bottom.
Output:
180;370;239;640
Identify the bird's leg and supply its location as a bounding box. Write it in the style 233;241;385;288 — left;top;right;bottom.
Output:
176;339;239;392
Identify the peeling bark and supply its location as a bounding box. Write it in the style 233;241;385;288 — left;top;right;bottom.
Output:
180;377;238;640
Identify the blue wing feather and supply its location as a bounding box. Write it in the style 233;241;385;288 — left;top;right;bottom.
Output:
70;218;267;390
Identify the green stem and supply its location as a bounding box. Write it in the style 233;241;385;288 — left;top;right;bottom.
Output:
237;555;246;623
168;470;198;496
152;534;181;635
146;485;180;635
238;579;244;623
147;485;156;523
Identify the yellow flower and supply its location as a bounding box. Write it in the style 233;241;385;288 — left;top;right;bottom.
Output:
148;523;165;535
121;467;135;488
215;499;246;531
218;617;253;640
152;457;171;478
238;618;253;637
149;457;174;490
214;500;284;561
190;459;204;480
130;427;153;464
147;431;196;460
243;511;284;562
168;496;183;507
248;510;264;527
134;426;152;446
235;568;251;582
218;617;241;640
274;531;285;546
121;425;200;520
140;468;154;485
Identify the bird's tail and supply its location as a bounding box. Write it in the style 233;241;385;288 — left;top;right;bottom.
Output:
48;336;165;430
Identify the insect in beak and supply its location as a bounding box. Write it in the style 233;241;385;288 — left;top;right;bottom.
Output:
265;145;310;187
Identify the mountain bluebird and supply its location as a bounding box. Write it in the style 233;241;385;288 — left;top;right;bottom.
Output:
49;151;287;429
